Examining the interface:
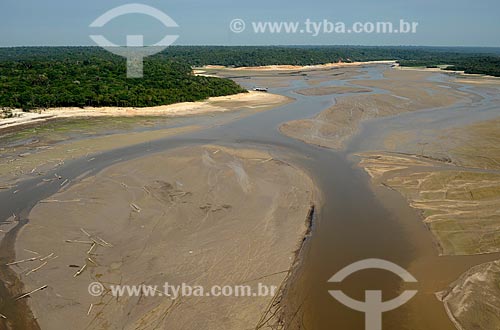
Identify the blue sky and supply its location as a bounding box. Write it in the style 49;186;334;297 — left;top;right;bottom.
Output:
0;0;499;47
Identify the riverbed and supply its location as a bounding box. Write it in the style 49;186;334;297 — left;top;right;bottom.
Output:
1;64;499;329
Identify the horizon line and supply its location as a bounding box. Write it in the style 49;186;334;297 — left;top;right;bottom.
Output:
1;44;500;49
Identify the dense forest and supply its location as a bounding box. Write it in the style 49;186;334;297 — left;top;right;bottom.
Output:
0;46;499;110
162;46;500;74
0;50;246;110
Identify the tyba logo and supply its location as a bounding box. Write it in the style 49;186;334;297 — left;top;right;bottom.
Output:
328;259;418;330
89;4;179;78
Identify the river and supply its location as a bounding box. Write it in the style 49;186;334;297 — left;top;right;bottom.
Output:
1;64;499;329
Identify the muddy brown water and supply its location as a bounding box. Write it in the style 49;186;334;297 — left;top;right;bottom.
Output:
1;65;499;329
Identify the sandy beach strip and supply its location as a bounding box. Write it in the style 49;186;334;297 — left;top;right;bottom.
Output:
0;91;291;132
200;61;396;72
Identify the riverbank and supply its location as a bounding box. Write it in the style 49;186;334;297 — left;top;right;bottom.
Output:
198;60;396;72
0;91;290;132
0;90;292;186
396;64;500;81
10;145;318;329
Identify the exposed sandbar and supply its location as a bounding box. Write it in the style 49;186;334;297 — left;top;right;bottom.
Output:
437;260;500;330
280;68;468;150
12;145;318;330
294;86;371;96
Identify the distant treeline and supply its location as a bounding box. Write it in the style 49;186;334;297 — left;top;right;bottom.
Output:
0;46;499;110
163;46;500;76
397;56;500;77
163;46;500;75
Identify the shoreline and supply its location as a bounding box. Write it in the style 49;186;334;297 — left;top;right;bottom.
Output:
395;64;500;80
0;91;291;132
198;60;396;72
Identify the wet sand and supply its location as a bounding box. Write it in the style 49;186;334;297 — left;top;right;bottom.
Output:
10;145;317;329
294;86;371;96
437;259;500;330
280;69;469;150
199;65;364;88
0;125;200;186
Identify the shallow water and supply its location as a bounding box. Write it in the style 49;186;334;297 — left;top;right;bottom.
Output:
1;65;499;329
